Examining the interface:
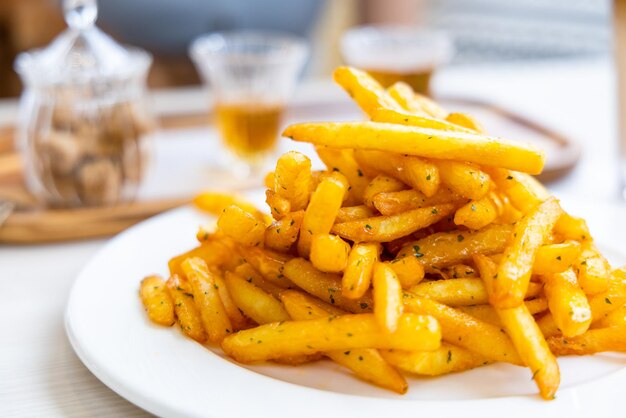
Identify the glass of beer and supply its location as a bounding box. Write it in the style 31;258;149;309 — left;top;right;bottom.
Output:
191;31;308;175
340;26;453;95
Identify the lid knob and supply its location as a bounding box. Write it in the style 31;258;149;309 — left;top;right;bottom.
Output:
64;0;98;30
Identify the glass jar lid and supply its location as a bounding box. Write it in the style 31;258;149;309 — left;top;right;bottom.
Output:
15;0;151;87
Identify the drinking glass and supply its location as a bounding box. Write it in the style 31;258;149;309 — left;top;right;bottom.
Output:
190;31;308;176
341;25;453;94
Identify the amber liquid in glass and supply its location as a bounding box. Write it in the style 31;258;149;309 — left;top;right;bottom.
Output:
365;67;434;94
215;101;284;159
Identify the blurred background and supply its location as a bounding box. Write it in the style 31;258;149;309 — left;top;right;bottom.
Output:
0;0;611;98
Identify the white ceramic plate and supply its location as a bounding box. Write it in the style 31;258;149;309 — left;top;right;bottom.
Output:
66;191;626;418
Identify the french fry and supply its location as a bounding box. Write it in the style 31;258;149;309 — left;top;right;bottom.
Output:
316;147;370;204
387;256;425;288
363;175;407;208
224;271;290;324
444;264;477;279
265;189;291;219
331;204;456;243
336;205;376;223
410;278;543;307
221;313;441;363
281;290;347;317
166;275;207;343
297;171;348;257
536;313;562;338
372;262;404;332
446;113;485;133
575;242;611;295
213;274;248;331
434;161;491;201
140;275;175;326
354;150;440;197
474;254;560;400
380;343;488;376
243;246;294;289
342;243;379;299
233;263;284;298
273;151;312;211
491;197;562;308
554;213;591;242
310;234;351;273
403;293;523;365
182;258;233;342
264;210;304;252
458;298;549;326
588;268;626;323
217;205;266;247
533;241;582;275
283;121;545;175
372;106;469;133
333;66;403;116
193;192;260;217
547;326;626;355
396;224;513;272
486;168;549;214
372;188;461;216
281;291;408;394
384;82;448;119
542;269;591;337
593;306;626;328
283;258;373;313
169;240;238;278
454;196;498;230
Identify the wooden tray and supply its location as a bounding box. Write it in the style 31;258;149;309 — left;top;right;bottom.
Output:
0;98;580;244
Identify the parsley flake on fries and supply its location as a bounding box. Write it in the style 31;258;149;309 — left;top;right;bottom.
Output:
139;66;626;400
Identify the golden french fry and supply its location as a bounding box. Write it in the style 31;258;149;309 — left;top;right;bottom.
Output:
193;192;260;217
387;256;425;288
213;274;248;331
217;205;266;247
575;242;611;295
533;241;582;275
593;306;626;328
542;269;591;337
243;246;293;289
354;150;440;197
454;196;498;230
333;66;403;116
273;151;312;211
310;234;351;273
410;278;542;307
373;262;404;333
182;258;233;342
168;240;238;278
547;326;626;355
140;275;175;326
265;189;291;219
297;171;348;257
316;147;370;204
434;160;491;200
536;313;562;338
491;197;562;308
403;293;522;365
224;271;290;324
332;204;456;243
283;121;545;175
336;205;376;223
283;258;373;313
372;106;468;133
444;264;477;279
396;224;513;272
281;290;347;317
166;275;207;343
221;313;441;363
372;188;461;216
458;298;549;327
280;290;408;394
264;210;303;252
342;243;379;299
474;254;560;400
485;168;549;214
554;213;591;241
380;343;488;376
588;268;626;323
384;82;448;119
233;263;284;298
445;113;485;133
363;175;407;208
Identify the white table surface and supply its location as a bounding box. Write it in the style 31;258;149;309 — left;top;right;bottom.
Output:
2;59;625;417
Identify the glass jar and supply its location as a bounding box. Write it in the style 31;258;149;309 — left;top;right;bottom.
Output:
14;0;156;207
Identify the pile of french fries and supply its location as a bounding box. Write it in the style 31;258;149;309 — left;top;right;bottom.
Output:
140;66;626;399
